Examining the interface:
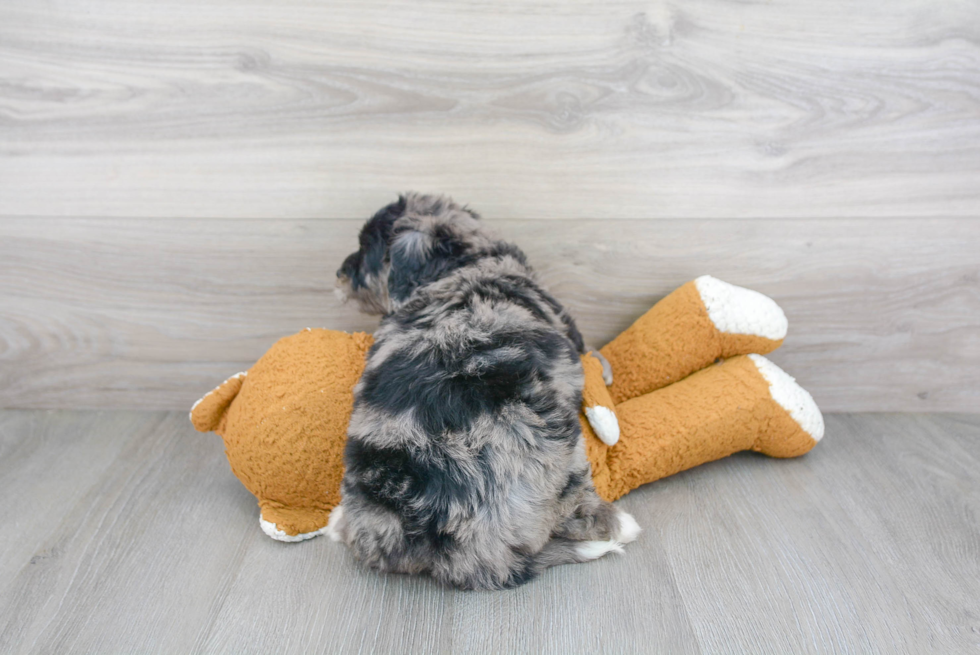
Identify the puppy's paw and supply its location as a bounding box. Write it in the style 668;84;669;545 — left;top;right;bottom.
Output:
325;504;345;542
576;540;625;560
614;510;642;544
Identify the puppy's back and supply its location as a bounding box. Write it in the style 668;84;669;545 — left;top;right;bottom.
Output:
336;263;592;589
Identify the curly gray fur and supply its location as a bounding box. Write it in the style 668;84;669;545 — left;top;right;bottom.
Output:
330;193;638;590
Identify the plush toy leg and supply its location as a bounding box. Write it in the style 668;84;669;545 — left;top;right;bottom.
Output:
598;354;823;502
601;276;788;404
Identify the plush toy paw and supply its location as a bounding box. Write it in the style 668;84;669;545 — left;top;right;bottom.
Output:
748;354;825;444
694;275;788;341
585;405;620;446
260;516;333;543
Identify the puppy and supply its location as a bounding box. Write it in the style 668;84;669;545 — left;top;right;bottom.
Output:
329;193;639;589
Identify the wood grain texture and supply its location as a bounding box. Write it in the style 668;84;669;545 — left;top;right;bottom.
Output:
1;410;978;653
1;0;979;219
647;412;980;653
2;217;978;412
0;411;258;654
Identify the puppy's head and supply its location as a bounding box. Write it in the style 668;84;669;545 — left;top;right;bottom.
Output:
336;193;488;315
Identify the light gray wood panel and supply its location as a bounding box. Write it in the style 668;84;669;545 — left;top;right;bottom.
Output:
2;410;979;653
2;217;978;412
1;0;979;219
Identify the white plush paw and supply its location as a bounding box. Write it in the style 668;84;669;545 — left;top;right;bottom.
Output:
259;516;331;543
576;540;625;560
615;511;642;544
694;275;788;340
325;504;345;542
748;354;825;441
585;405;620;446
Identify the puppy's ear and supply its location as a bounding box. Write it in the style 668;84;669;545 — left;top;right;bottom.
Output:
341;196;407;291
387;218;472;303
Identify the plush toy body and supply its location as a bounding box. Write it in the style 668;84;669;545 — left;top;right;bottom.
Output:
192;277;823;541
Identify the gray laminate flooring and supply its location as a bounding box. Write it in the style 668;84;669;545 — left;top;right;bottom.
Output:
1;411;978;654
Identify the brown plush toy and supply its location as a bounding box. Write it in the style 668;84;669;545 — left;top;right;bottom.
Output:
191;276;823;541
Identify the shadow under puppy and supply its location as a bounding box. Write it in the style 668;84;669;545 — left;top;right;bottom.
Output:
329;193;640;590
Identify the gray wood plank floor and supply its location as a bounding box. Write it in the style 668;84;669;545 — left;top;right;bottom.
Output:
1;410;977;654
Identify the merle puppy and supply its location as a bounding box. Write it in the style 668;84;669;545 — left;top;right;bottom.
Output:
328;193;639;590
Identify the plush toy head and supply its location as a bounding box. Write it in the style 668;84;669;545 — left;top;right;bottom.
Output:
191;329;373;540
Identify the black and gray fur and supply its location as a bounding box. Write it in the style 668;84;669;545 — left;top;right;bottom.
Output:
329;193;639;590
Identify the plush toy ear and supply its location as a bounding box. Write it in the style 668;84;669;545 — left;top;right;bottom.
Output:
387;218;472;303
189;371;247;434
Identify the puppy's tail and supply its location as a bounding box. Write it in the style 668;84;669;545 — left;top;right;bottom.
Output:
504;537;623;588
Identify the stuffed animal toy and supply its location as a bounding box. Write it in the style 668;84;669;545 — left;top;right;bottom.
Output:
191;276;823;541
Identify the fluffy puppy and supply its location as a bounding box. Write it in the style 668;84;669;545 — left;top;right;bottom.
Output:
329;193;639;590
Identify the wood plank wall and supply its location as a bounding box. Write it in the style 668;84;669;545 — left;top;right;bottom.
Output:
1;0;978;411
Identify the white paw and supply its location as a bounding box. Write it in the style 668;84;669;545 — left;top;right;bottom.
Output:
694;275;788;340
575;541;623;559
585;405;620;446
748;354;825;441
325;505;345;542
259;516;331;543
576;540;625;560
615;511;642;544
